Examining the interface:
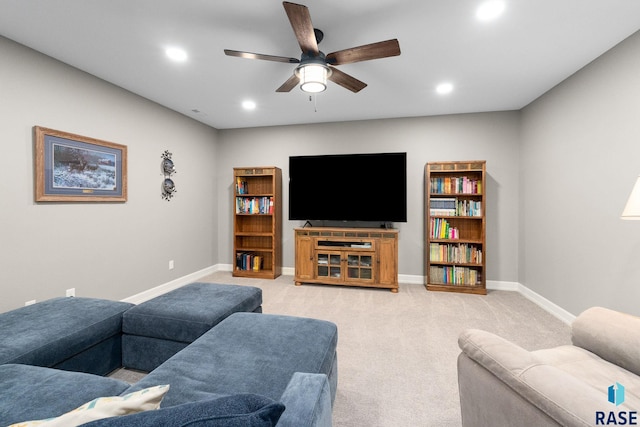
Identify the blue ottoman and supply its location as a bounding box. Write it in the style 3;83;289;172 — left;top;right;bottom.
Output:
122;282;262;371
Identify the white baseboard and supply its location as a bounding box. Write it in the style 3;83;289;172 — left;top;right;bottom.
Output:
129;267;576;325
121;265;221;305
403;276;575;325
486;279;519;291
217;264;295;276
398;274;424;285
514;282;576;325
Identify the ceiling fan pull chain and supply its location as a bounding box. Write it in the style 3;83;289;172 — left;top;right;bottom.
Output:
309;94;319;112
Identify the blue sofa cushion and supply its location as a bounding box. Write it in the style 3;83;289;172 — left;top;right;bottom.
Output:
0;297;134;368
125;312;338;407
79;394;285;427
0;364;130;426
122;283;262;343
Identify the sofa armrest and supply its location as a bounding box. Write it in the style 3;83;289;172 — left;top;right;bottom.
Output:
276;372;332;427
571;306;640;376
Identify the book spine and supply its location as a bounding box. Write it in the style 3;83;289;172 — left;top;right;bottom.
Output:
429;265;481;286
430;176;482;195
236;252;263;271
429;218;460;240
235;178;248;194
429;243;483;264
235;197;274;214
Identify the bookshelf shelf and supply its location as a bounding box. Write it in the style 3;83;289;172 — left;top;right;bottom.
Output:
425;161;486;295
233;167;282;279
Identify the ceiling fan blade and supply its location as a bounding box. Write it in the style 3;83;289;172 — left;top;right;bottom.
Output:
224;49;299;64
326;39;401;65
328;67;367;93
276;74;301;92
283;2;318;55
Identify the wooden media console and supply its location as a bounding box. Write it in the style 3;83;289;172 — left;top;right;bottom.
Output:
294;227;399;292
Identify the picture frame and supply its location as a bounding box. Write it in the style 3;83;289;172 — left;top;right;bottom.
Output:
34;126;128;202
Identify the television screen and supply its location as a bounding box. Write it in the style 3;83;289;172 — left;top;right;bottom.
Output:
289;152;407;223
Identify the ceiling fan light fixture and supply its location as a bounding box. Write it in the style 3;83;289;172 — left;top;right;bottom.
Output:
295;63;331;93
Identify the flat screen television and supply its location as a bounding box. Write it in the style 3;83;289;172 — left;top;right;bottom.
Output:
289;152;407;223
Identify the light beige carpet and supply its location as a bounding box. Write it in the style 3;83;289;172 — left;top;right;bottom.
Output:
114;272;572;426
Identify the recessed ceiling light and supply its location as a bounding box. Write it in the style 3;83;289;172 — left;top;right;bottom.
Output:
165;47;187;62
242;100;256;110
436;82;454;95
476;0;505;21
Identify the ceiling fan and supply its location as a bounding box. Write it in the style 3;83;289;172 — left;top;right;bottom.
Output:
224;1;401;94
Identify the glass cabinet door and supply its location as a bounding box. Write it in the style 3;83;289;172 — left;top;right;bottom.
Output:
316;252;342;280
346;254;373;282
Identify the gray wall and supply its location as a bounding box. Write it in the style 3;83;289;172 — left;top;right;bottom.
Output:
4;26;640;318
0;37;219;312
217;113;521;282
520;30;640;316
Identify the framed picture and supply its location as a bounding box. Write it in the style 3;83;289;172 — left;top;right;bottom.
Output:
34;126;127;202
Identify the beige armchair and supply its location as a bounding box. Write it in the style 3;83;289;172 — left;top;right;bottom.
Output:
457;307;640;426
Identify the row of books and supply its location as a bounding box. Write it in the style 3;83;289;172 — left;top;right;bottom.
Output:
429;198;482;217
430;176;482;195
429;243;482;264
429;218;459;240
236;252;263;271
429;266;482;286
236;197;273;214
235;177;248;194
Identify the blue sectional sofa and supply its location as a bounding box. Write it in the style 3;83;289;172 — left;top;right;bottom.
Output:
0;296;134;376
0;284;338;427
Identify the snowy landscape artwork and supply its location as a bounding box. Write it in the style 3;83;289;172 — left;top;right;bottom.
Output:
35;126;127;202
52;143;117;190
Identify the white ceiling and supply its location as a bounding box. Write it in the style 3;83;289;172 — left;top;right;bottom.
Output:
2;1;640;130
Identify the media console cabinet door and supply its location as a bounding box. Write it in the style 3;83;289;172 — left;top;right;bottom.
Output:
377;237;398;287
295;234;314;283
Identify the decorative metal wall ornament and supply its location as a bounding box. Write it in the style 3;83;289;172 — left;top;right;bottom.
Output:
161;150;176;201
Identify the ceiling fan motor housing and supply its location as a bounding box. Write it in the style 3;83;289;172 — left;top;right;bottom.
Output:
296;52;332;75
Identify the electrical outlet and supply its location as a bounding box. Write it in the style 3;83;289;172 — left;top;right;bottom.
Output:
169;260;174;270
66;288;75;297
25;300;36;306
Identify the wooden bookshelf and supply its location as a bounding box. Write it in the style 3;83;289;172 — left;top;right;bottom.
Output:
425;161;486;294
233;167;282;279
